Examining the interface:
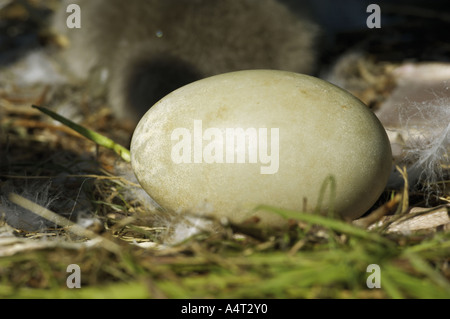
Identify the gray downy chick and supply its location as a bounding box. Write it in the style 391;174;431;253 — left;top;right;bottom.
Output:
52;0;320;123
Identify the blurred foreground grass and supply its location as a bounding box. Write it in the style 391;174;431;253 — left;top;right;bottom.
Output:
1;203;449;299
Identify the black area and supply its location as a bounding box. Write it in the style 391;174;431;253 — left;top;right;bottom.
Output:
0;1;53;66
313;0;450;66
125;54;203;118
2;299;442;315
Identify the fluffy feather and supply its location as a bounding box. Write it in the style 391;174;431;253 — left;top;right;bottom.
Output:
399;95;450;198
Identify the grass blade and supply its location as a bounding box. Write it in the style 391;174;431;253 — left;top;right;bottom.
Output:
32;105;130;162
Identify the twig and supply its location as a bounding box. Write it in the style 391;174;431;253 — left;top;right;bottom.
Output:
0;174;141;187
7;193;121;255
352;194;401;229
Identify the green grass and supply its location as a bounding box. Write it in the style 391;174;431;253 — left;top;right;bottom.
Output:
1;208;449;298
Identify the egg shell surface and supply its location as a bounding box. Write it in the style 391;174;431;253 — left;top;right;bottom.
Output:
131;70;392;226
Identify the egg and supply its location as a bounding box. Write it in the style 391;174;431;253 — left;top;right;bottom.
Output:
131;70;392;227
